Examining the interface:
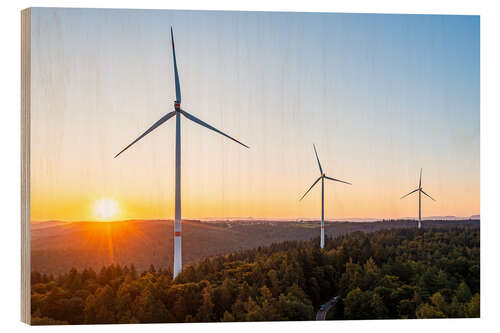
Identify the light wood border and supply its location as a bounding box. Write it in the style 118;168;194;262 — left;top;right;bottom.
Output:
21;7;31;325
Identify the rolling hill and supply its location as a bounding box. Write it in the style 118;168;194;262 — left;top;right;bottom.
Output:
31;219;479;274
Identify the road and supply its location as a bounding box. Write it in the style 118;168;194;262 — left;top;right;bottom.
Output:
315;296;340;320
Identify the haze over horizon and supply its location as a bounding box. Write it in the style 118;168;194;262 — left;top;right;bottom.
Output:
30;9;479;221
31;214;480;224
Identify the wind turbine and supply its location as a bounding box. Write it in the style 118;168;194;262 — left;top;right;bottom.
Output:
114;27;248;278
400;168;436;229
299;144;351;249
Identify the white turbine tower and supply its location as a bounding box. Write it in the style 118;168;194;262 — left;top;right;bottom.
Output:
300;144;351;249
114;27;249;278
400;169;436;229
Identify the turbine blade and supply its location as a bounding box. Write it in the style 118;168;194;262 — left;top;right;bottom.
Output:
181;110;249;148
324;176;352;185
400;188;419;199
300;176;322;201
171;27;181;103
313;144;323;174
421;189;436;201
114;111;176;158
419;168;422;188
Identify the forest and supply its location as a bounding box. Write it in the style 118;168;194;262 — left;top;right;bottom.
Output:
30;226;480;324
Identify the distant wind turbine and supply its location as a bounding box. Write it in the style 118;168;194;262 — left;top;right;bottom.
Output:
299;144;351;249
400;168;436;229
114;27;249;278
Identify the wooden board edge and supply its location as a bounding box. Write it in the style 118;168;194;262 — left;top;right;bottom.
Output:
21;7;31;325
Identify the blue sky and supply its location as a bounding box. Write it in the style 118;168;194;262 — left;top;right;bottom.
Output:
30;8;479;220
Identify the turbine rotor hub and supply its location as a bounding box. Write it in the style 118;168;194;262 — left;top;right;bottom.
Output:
174;101;181;111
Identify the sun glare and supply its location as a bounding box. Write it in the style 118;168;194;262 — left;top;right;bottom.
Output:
93;198;120;220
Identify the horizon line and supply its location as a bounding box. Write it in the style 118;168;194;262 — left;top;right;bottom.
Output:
31;214;480;224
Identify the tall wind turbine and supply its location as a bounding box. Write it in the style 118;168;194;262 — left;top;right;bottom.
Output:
300;144;351;249
400;169;436;229
114;27;249;278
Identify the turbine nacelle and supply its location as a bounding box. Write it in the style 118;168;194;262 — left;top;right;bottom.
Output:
299;145;351;201
174;101;181;111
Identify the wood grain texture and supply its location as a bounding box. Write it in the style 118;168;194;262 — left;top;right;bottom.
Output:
21;7;31;325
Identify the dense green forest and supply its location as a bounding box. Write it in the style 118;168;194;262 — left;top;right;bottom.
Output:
31;227;479;324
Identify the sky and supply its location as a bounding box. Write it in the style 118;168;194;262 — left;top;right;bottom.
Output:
30;8;479;221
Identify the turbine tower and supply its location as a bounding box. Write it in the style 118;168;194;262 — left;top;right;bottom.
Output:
114;27;248;278
400;169;436;229
300;144;351;248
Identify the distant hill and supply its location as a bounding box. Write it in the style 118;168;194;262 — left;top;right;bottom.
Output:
422;215;480;221
31;219;479;274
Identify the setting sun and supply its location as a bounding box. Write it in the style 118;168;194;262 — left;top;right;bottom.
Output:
93;198;120;220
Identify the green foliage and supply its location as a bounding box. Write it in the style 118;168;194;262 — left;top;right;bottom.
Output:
456;281;472;303
416;303;446;319
31;227;479;324
344;288;388;319
465;293;480;317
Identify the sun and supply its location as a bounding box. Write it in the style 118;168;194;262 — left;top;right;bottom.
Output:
93;198;120;220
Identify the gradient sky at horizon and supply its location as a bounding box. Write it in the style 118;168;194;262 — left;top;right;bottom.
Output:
30;8;479;221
